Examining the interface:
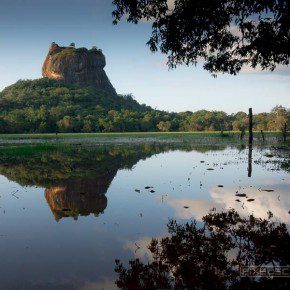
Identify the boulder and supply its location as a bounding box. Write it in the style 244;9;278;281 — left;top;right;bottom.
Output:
42;42;116;94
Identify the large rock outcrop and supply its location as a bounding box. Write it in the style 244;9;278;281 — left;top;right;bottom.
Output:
42;42;116;94
44;173;115;221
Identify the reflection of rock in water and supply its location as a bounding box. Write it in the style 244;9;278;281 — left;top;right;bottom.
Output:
45;172;115;221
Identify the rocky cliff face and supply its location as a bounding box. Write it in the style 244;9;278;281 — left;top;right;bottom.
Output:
42;42;116;94
44;174;114;220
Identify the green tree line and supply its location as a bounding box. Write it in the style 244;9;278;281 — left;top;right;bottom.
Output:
0;79;289;133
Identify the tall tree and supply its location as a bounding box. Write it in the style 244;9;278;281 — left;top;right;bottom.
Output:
268;105;290;131
112;0;290;75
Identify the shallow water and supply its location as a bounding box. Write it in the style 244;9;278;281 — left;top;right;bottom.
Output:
0;144;289;289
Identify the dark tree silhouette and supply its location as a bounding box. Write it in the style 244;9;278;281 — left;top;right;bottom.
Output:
112;0;290;75
115;210;290;289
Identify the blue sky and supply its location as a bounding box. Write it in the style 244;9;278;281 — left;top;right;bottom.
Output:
0;0;289;113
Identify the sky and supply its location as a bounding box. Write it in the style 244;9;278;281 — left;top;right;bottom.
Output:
0;0;289;114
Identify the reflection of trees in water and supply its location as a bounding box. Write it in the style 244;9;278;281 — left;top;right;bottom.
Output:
115;210;290;289
0;143;258;221
0;143;223;187
0;145;170;187
0;144;227;220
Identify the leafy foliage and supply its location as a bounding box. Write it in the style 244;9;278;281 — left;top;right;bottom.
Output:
0;78;155;133
0;143;212;187
0;79;288;133
112;0;290;74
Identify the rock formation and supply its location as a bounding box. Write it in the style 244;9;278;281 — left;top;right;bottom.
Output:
42;42;116;94
44;175;114;221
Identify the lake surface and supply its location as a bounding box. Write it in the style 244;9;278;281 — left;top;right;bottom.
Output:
0;143;289;289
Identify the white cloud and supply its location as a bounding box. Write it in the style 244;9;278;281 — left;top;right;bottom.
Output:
229;24;242;38
240;64;290;76
124;236;154;262
210;186;290;223
167;185;290;224
167;0;175;10
167;198;225;220
131;0;176;23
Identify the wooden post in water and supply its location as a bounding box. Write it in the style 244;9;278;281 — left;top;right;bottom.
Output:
260;130;265;141
283;123;287;142
249;108;253;145
248;108;253;177
248;144;252;177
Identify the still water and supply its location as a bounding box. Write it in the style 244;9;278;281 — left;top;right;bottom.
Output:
0;144;289;289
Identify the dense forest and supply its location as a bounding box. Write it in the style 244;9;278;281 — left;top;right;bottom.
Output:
0;78;289;133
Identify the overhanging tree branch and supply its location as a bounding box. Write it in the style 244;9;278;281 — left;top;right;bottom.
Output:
112;0;290;75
